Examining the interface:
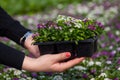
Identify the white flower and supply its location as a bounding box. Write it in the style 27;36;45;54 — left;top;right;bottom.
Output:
93;6;104;14
104;67;110;70
109;46;113;50
92;0;104;3
82;59;88;64
116;31;120;35
95;61;101;66
22;70;26;72
39;76;45;78
117;47;120;51
6;78;11;80
106;61;112;64
14;70;22;76
32;78;37;80
8;68;16;72
28;18;34;24
104;78;111;80
118;67;120;70
108;6;118;14
9;41;16;46
17;16;23;21
87;60;94;66
90;78;95;80
87;11;97;19
74;66;87;70
112;50;116;54
67;5;76;15
69;29;74;32
99;73;107;77
74;23;82;28
27;77;32;80
3;74;9;78
19;78;26;80
76;5;89;14
53;75;63;80
104;27;111;31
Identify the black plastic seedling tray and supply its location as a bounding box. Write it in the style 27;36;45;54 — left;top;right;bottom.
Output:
34;36;98;58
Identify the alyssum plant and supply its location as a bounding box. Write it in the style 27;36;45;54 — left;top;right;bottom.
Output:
32;15;104;58
33;15;104;43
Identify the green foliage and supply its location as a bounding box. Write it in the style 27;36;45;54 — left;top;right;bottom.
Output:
33;15;104;43
0;0;92;15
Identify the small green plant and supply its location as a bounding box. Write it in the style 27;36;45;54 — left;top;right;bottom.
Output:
33;15;104;43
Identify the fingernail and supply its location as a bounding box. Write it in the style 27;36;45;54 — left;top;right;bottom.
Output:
65;52;71;58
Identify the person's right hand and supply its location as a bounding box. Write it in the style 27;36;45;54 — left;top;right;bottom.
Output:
22;52;85;72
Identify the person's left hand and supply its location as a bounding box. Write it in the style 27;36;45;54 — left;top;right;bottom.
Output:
24;34;40;58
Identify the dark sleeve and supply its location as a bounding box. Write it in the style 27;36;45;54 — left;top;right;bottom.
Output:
0;7;31;45
0;42;25;70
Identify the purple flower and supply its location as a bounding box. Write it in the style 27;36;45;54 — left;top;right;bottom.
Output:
100;51;109;56
100;43;107;48
117;47;120;51
82;74;88;78
2;37;9;41
45;21;55;27
58;26;62;30
107;32;115;39
88;25;96;30
92;52;100;58
109;51;116;57
100;35;105;40
83;18;89;23
3;68;9;72
54;26;59;29
116;24;120;29
115;36;120;42
32;33;39;38
45;72;53;76
21;74;27;78
65;21;71;26
114;78;119;80
31;72;38;77
23;15;29;20
12;78;19;80
37;23;45;29
117;58;120;64
101;50;116;58
103;1;111;9
83;19;88;23
90;69;96;74
96;22;104;29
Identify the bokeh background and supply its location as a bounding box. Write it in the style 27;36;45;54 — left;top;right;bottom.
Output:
0;0;120;80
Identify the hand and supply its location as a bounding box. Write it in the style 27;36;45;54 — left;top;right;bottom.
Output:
24;34;40;58
22;52;85;72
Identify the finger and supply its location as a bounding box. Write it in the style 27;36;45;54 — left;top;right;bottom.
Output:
57;57;85;72
52;52;71;62
29;45;40;57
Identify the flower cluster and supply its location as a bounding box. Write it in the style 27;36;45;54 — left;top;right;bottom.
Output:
33;15;104;43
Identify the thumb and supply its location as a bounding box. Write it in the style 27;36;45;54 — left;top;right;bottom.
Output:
53;52;71;62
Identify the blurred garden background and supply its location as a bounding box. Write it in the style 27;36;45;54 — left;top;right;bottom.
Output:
0;0;120;80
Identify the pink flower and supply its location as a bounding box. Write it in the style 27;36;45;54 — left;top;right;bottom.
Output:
88;25;96;30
